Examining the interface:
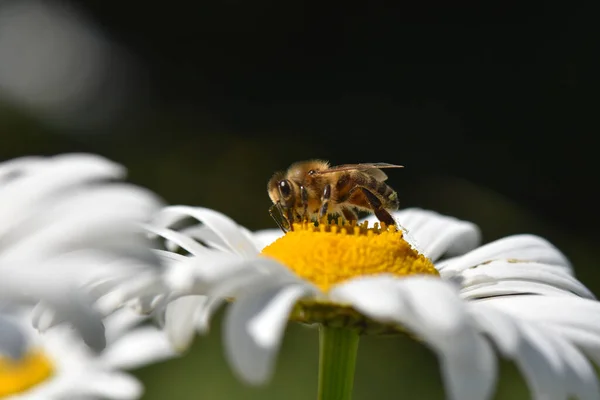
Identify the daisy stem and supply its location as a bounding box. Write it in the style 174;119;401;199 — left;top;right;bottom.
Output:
317;325;360;400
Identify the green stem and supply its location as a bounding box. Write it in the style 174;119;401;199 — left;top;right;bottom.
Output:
317;325;360;400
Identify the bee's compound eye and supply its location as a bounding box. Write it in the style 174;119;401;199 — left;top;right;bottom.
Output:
279;180;292;198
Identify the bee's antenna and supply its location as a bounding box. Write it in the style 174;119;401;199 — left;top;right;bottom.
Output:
269;203;290;233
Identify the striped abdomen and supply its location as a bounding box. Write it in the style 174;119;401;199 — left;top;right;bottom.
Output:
336;171;399;210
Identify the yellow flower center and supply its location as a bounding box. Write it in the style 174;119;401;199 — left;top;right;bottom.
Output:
0;349;54;397
261;220;438;293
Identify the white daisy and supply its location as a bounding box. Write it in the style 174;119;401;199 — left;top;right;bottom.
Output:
147;206;600;400
0;307;175;399
0;153;165;355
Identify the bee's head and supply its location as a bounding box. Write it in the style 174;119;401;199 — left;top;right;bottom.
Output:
268;172;300;232
268;172;298;210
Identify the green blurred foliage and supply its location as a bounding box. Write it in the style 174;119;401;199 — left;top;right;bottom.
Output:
135;309;534;400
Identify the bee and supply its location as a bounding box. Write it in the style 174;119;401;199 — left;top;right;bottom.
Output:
267;160;404;232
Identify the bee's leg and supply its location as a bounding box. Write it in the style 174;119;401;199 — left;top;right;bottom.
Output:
285;208;295;231
341;207;358;224
300;185;309;222
318;184;332;221
360;188;396;227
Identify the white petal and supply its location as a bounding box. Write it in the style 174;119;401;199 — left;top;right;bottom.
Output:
546;326;600;367
52;297;107;352
83;278;129;305
394;277;496;400
151;206;258;258
329;276;407;323
171;255;300;298
439;235;571;274
331;276;496;400
461;281;581;299
457;261;594;298
180;224;249;253
470;301;600;399
394;278;472;333
129;294;165;316
547;332;600;400
363;208;481;260
144;224;212;256
479;295;600;337
0;313;27;358
161;255;214;293
514;323;568;400
103;309;147;345
31;302;63;332
95;273;165;316
468;304;521;356
331;276;465;339
1;273;107;352
152;249;190;263
393;208;481;261
0;156;44;182
163;252;255;294
247;286;309;348
440;335;496;400
1;186;161;263
77;371;143;400
224;283;310;385
0;154;125;240
194;296;224;334
165;295;209;351
101;327;176;370
250;228;284;251
208;269;277;298
478;295;600;394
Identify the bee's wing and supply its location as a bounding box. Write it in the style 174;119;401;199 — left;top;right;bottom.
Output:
364;168;389;182
313;163;404;182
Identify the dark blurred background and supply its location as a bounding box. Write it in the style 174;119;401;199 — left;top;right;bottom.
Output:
1;1;598;398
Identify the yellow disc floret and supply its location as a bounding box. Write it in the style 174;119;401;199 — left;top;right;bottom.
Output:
261;219;438;293
0;349;54;396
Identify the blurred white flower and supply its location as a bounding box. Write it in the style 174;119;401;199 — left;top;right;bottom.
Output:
145;206;600;400
0;307;175;399
0;0;142;130
0;153;165;355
